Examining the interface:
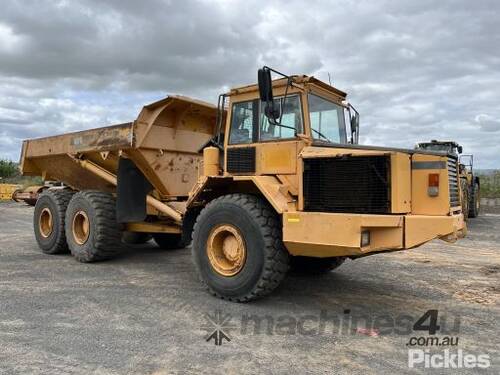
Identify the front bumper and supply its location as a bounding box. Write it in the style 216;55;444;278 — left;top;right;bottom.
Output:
282;211;466;258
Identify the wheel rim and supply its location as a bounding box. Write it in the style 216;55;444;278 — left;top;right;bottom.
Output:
39;207;53;238
72;210;90;245
207;224;246;276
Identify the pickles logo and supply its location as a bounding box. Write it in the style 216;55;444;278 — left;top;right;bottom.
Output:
406;310;490;369
202;310;236;346
408;349;490;369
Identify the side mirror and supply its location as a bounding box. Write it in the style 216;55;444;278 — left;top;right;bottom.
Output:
350;113;360;144
457;146;463;154
258;68;280;123
258;68;273;102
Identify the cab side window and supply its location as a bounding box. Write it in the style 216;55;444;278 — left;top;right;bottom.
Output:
229;100;257;144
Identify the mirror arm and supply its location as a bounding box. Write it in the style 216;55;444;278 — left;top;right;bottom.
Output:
348;103;360;144
348;102;359;117
215;94;228;147
258;66;298;125
348;105;355;144
262;66;290;81
278;77;293;124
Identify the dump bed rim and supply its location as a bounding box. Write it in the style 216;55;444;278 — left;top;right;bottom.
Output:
22;122;133;144
20;121;134;165
144;95;217;111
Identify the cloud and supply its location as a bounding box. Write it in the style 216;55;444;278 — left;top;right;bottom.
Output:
0;0;499;168
475;114;500;133
0;22;26;53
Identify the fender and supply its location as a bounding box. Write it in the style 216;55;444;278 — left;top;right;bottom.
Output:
186;175;293;214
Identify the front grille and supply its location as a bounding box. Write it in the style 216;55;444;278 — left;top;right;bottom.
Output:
447;156;460;207
226;147;256;173
303;155;390;214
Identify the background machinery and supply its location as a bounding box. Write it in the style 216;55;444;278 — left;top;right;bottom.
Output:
416;140;480;218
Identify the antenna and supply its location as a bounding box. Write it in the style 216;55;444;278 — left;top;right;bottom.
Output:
327;72;332;86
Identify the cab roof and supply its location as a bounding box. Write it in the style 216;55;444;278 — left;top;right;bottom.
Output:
418;140;461;147
228;75;347;99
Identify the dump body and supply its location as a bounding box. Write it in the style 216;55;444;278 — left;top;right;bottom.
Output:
20;96;218;205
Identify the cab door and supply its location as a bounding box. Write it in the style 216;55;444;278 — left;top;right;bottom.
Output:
225;94;304;176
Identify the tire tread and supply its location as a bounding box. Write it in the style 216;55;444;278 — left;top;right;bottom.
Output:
35;189;74;254
192;193;289;302
66;191;122;262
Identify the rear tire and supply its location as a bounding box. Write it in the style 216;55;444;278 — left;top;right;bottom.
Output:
33;190;74;254
290;256;345;275
192;194;289;302
65;191;122;262
152;233;186;249
460;178;469;221
12;189;23;203
468;182;480;218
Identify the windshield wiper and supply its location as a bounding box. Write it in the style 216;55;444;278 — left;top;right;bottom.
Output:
265;122;298;136
311;128;333;143
274;123;296;132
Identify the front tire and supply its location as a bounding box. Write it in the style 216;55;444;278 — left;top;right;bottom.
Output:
65;191;122;262
33;190;74;254
468;182;480;218
192;194;289;302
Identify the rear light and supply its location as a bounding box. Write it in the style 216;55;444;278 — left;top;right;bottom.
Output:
428;173;439;197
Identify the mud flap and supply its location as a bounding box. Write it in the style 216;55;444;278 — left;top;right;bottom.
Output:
116;158;152;223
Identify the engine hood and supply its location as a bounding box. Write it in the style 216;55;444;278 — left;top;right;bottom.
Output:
304;142;456;159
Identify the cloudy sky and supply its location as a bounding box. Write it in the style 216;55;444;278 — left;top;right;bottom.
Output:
0;0;499;167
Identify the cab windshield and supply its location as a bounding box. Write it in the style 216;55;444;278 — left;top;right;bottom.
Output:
419;144;455;153
308;94;347;144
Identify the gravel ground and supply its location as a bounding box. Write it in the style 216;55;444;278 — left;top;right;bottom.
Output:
0;201;498;374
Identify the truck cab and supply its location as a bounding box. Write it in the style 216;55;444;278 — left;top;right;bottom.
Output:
224;74;354;177
192;69;466;259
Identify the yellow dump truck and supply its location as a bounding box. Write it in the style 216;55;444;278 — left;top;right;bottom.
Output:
0;183;21;200
416;140;480;219
20;67;466;301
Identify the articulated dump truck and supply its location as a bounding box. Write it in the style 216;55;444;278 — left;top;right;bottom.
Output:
20;67;466;302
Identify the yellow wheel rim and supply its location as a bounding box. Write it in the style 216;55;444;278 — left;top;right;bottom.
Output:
72;210;90;245
207;224;246;276
39;207;53;238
